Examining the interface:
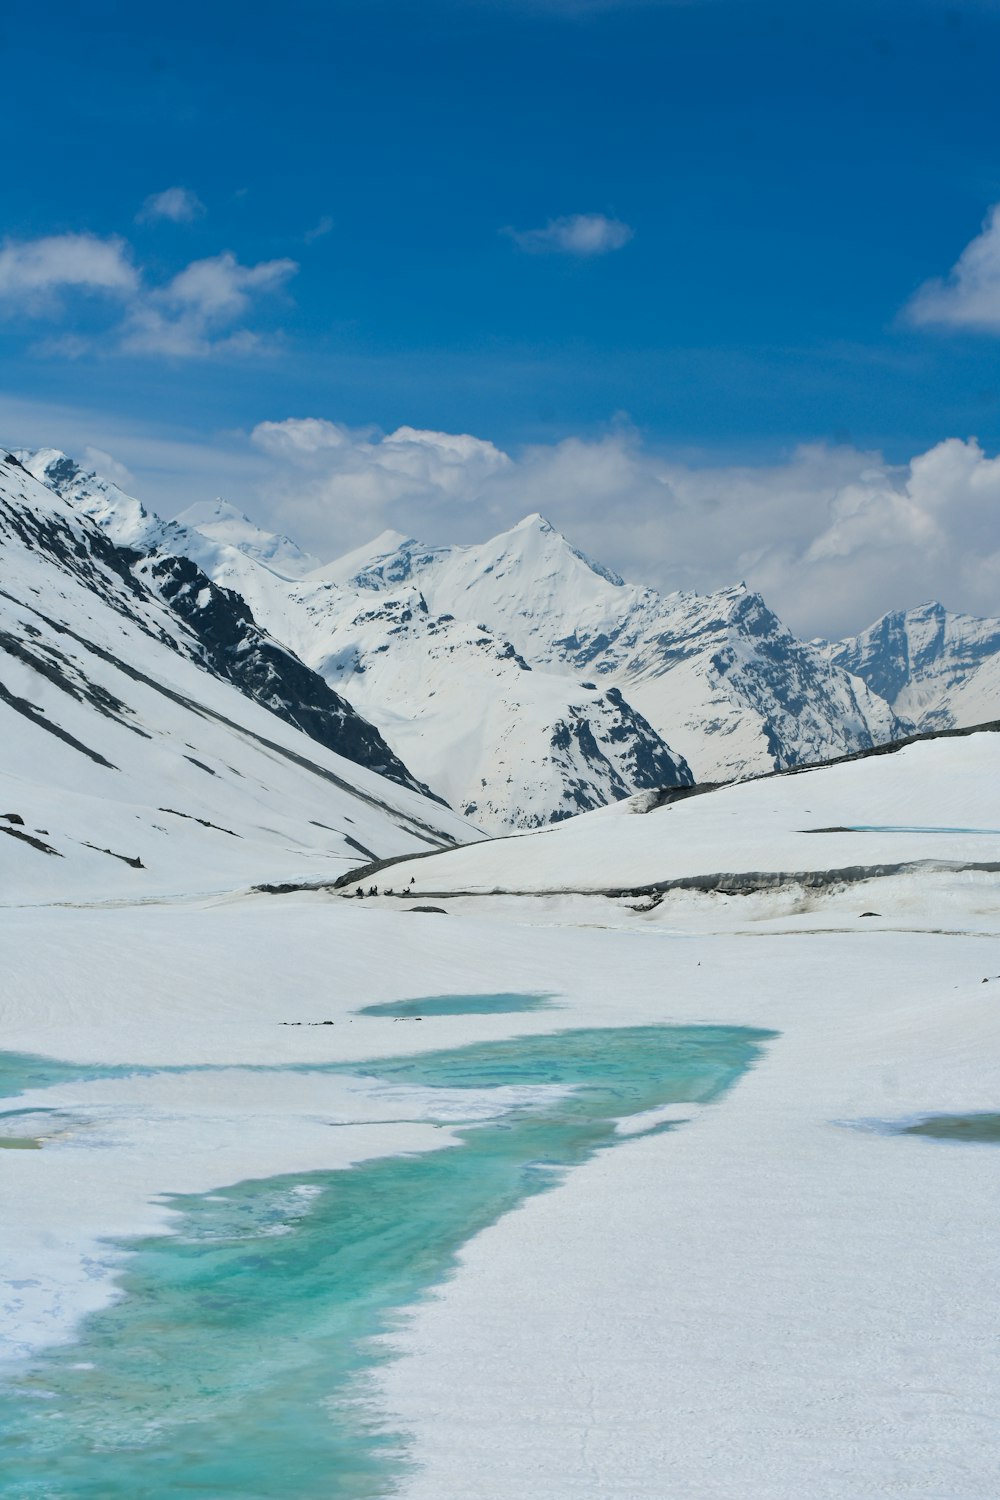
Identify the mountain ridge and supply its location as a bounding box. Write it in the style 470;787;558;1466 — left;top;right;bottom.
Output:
17;444;998;834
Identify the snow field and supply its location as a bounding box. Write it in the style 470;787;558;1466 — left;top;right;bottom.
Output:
2;888;1000;1496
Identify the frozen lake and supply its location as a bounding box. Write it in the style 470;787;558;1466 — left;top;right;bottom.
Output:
0;1021;770;1497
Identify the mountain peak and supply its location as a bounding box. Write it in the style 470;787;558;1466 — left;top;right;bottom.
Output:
15;445;170;552
511;511;555;534
174;499;319;580
17;447;83;489
175;498;255;530
480;513;625;590
364;527;414;554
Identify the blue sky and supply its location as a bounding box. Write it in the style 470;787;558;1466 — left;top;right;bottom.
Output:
2;0;1000;633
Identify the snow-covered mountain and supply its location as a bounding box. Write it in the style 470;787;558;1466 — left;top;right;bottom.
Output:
827;601;1000;733
21;462;696;832
0;452;474;902
18;449;941;833
280;582;692;829
16;450;435;801
172;497;320;579
305;512;907;784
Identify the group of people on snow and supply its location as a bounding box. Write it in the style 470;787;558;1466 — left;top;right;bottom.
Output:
353;877;416;898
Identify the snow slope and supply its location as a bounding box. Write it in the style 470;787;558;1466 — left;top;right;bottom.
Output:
248;580;692;832
368;725;1000;897
0;452;475;903
829;600;1000;731
14;450;439;800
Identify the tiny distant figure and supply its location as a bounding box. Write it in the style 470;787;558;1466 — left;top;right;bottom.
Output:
355;886;363;898
368;885;377;897
385;887;393;896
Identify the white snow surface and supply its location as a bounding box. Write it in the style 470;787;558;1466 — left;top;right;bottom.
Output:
3;858;1000;1496
378;727;1000;896
0;455;474;904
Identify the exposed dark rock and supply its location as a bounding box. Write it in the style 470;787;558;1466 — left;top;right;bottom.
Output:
11;592;458;848
158;807;241;838
0;824;61;856
80;842;144;868
0;676;117;769
137;553;441;802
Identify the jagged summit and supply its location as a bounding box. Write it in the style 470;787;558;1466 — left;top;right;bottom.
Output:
827;599;1000;732
16;447;173;553
453;512;627;592
505;511;564;539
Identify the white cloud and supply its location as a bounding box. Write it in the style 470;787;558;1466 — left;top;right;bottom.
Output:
505;213;633;256
118;251;298;358
0;234;137;310
0;229;296;358
246;418;1000;638
29;333;94;360
137;187;205;224
904;205;1000;331
251;418;511;535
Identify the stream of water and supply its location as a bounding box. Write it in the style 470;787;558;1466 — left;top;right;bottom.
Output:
0;1019;772;1498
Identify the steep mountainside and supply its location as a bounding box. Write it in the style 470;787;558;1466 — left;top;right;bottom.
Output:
0;452;473;901
827;601;1000;732
17;450;434;800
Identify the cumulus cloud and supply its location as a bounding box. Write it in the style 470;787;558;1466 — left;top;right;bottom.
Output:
137;187;205;224
904;204;1000;331
245;417;1000;638
505;213;633;256
120;251;298;356
1;229;298;358
634;438;1000;637
251;418;511;539
0;234;137;310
